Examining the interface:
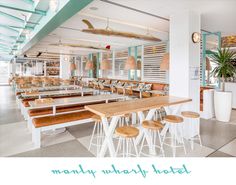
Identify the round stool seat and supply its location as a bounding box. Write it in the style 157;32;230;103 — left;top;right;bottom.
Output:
181;111;200;118
115;126;139;138
164;115;183;123
91;115;102;122
142;120;163;130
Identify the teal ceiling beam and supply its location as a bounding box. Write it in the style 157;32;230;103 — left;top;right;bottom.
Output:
0;38;14;44
0;24;34;30
0;49;10;53
16;40;24;44
0;3;46;16
0;24;19;33
21;0;34;6
0;48;9;51
0;41;12;46
0;45;11;51
0;10;25;23
21;0;94;53
0;34;17;39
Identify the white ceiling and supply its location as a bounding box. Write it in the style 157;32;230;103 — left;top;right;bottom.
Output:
27;0;236;57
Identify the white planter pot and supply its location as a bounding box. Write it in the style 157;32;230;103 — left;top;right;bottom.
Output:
214;91;232;122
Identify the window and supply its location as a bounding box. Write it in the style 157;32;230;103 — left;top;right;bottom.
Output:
114;49;128;79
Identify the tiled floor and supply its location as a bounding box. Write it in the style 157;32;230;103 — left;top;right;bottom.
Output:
0;85;235;157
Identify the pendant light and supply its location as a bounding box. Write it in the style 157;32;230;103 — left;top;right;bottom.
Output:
160;53;169;71
101;59;110;70
70;62;77;71
125;56;136;70
85;59;93;70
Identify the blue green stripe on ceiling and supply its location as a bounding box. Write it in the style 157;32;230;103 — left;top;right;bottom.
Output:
21;0;34;6
0;24;19;33
21;0;94;54
0;10;25;23
0;2;46;16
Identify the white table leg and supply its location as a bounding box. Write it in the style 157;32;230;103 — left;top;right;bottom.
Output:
99;116;119;157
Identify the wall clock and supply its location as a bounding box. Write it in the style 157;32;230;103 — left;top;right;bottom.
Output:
192;32;201;43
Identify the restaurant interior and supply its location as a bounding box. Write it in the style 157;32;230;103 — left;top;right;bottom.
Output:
1;0;236;157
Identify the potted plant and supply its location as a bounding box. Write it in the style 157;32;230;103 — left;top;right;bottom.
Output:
210;48;236;122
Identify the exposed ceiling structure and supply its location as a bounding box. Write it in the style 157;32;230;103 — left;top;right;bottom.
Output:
0;0;50;61
1;0;236;61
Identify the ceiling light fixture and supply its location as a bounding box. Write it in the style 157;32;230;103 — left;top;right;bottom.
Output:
49;0;60;12
125;56;136;70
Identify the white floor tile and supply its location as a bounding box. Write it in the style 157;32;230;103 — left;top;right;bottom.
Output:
0;121;34;157
41;129;75;147
78;135;214;157
219;139;236;156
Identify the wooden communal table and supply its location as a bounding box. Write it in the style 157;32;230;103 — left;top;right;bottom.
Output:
28;94;126;114
85;96;191;157
27;94;126;134
21;88;94;99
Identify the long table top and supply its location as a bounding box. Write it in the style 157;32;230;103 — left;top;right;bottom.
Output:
85;96;192;117
21;88;94;98
16;85;80;93
28;94;126;109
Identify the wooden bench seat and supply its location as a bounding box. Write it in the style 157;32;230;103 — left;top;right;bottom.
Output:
32;110;95;128
28;105;84;117
28;101;105;117
31;110;95;148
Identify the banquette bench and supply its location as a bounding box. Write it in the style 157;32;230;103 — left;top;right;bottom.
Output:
32;110;95;148
88;78;169;98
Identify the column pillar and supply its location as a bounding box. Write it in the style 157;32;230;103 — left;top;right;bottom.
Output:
169;11;200;112
60;54;70;79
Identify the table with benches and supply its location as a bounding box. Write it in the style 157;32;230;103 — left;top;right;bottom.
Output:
29;94;126;148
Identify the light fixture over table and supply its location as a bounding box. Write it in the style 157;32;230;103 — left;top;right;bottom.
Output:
70;62;77;71
101;59;110;70
125;56;136;70
85;60;93;70
160;53;169;71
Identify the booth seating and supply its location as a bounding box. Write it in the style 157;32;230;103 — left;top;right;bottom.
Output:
32;111;95;148
90;78;169;98
27;99;120;131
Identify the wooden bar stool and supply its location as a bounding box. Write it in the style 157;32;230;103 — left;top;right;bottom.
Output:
88;115;104;156
115;126;139;157
139;120;165;157
162;115;186;157
181;111;202;150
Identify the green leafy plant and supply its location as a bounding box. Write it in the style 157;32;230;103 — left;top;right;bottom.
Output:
210;48;236;91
